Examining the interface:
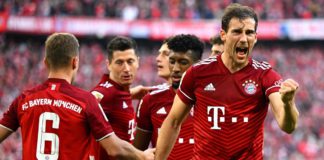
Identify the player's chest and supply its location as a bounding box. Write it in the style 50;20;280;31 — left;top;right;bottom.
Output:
194;74;263;103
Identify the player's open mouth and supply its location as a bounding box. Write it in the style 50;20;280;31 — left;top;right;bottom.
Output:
157;65;163;69
236;47;248;55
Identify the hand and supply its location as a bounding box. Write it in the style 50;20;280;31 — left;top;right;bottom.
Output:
279;79;299;103
143;148;155;160
130;85;156;99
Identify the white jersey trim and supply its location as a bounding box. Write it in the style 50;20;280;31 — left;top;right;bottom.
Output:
136;127;152;133
0;124;13;132
194;56;217;67
178;87;194;101
97;132;114;141
150;86;170;95
265;85;280;95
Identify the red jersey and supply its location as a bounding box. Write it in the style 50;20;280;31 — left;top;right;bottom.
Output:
137;85;194;160
0;78;113;160
177;55;282;160
91;74;135;159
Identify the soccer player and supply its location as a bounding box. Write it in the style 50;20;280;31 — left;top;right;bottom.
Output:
155;3;299;160
91;36;141;159
134;34;204;160
209;35;224;56
0;33;154;160
156;37;172;83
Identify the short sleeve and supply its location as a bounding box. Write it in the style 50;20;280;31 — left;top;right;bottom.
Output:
86;95;114;141
262;68;283;97
177;66;195;105
135;95;153;132
0;96;21;132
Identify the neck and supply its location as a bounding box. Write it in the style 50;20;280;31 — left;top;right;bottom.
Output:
48;70;73;84
221;53;248;73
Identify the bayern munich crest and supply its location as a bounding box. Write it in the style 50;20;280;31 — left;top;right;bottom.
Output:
242;80;258;95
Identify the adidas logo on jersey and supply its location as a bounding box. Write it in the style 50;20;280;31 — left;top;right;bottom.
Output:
204;83;215;91
122;101;128;109
156;107;167;114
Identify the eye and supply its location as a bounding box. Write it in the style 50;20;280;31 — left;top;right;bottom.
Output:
115;60;123;65
169;59;175;65
180;60;189;65
127;59;135;65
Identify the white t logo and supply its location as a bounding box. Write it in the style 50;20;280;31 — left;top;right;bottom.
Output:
207;106;225;130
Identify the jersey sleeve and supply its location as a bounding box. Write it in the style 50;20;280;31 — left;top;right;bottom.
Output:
262;68;283;97
177;66;195;105
91;87;112;115
0;96;21;132
135;95;153;132
86;95;114;141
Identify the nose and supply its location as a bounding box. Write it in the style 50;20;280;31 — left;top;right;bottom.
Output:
123;62;130;72
156;53;162;62
239;33;248;43
172;62;180;73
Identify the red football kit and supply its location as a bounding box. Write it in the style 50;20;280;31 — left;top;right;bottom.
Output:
137;85;194;160
91;74;135;160
0;78;113;160
177;55;282;160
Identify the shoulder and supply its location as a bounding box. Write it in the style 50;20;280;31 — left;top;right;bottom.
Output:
193;56;218;68
149;85;170;96
251;59;272;71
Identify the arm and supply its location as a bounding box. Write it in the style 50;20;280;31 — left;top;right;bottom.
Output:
99;133;155;160
0;126;12;143
130;85;155;99
155;95;192;160
133;128;152;150
269;79;299;134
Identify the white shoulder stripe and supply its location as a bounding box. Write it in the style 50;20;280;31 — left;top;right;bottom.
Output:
194;56;217;67
252;59;271;70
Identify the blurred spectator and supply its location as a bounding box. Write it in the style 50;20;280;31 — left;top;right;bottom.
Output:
1;0;323;19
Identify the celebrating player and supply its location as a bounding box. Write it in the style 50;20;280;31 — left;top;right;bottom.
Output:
134;34;204;160
0;33;154;160
155;3;299;160
90;36;142;159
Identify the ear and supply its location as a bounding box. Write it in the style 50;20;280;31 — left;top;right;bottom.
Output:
106;59;110;71
44;58;49;69
220;30;226;42
72;57;78;70
254;33;258;44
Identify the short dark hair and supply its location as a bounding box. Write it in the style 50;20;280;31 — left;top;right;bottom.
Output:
162;36;173;45
106;36;137;62
222;3;258;32
167;34;204;62
45;33;79;70
210;36;223;45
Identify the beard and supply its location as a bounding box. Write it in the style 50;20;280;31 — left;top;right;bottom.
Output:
172;81;180;89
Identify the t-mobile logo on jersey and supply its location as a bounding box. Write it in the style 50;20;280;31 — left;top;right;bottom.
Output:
207;106;249;130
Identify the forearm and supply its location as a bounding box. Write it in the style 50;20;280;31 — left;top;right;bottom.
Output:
280;101;299;133
100;135;145;160
155;117;181;160
115;140;145;160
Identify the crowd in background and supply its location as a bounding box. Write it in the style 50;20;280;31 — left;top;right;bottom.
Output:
0;0;323;20
0;36;323;159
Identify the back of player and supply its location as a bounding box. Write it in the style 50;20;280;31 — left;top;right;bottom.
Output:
1;79;111;159
0;33;113;160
